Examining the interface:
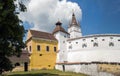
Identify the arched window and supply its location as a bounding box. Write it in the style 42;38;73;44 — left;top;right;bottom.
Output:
109;42;114;47
82;44;87;48
93;43;98;47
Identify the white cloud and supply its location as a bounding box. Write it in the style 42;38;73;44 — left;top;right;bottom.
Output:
19;0;82;32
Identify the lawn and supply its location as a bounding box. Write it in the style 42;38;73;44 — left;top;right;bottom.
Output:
6;69;87;76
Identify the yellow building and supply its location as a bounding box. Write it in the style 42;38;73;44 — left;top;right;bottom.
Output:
26;30;58;70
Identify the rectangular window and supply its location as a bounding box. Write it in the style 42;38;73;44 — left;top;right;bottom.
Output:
54;47;56;52
29;46;31;52
37;45;40;51
46;46;49;52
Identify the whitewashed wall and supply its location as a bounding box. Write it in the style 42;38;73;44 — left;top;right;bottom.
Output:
56;35;120;76
68;26;82;38
56;64;114;76
66;35;120;62
67;36;120;51
54;31;69;62
67;50;120;62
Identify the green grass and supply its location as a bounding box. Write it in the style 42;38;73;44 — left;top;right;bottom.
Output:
6;69;87;76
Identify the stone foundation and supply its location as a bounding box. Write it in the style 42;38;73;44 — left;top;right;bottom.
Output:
56;62;120;76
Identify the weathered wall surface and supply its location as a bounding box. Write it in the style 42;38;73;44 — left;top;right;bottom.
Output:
56;64;115;76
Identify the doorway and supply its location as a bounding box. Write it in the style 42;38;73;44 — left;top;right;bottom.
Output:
24;62;28;71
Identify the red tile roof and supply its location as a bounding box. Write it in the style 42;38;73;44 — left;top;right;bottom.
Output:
30;30;57;41
9;50;29;63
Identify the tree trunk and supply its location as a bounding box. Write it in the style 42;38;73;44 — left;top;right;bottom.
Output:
0;69;2;75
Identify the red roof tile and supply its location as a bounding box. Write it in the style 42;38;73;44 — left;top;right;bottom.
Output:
9;50;29;63
30;30;57;41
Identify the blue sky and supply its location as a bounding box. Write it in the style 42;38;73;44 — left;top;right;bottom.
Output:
68;0;120;35
23;0;120;36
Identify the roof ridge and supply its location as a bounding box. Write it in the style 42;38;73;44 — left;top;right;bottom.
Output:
29;30;57;41
30;29;52;35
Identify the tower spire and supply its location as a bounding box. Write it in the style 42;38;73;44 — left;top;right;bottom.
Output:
71;12;78;25
68;11;82;38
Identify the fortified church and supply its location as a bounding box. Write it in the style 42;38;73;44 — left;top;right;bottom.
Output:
26;12;120;76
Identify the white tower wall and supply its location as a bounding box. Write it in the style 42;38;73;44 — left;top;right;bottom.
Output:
68;26;82;38
54;31;69;62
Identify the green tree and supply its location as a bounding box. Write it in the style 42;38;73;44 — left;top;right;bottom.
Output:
0;0;26;74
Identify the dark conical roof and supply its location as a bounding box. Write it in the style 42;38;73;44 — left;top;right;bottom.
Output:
69;13;79;27
55;21;62;25
53;21;69;34
72;13;77;25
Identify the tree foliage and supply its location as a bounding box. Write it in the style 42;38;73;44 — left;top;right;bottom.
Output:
0;0;26;74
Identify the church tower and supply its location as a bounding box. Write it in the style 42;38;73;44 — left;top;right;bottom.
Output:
68;13;82;38
53;20;69;62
